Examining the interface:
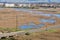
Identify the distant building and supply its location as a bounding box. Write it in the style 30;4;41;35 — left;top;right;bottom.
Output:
18;4;23;7
0;2;4;7
17;4;31;8
5;3;15;7
0;2;60;8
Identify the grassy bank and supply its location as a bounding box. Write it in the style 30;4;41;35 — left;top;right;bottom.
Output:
14;29;60;40
0;29;60;40
0;27;21;33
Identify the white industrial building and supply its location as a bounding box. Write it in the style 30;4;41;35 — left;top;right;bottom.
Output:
18;4;31;7
5;3;15;7
0;2;4;7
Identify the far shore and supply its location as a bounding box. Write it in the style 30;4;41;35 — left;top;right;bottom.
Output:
33;8;60;14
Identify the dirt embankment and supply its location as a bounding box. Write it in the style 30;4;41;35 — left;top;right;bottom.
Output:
14;29;60;40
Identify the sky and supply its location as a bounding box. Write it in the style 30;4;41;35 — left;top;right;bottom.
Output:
0;0;60;3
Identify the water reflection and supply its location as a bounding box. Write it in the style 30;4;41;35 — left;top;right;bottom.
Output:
39;14;52;17
40;19;56;24
54;14;60;18
19;23;45;29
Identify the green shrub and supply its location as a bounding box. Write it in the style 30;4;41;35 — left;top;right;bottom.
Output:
47;29;57;33
0;27;21;32
25;32;30;35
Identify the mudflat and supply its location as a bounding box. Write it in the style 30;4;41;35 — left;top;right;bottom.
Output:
0;8;60;29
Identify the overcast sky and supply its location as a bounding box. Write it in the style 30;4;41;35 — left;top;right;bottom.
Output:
0;0;60;3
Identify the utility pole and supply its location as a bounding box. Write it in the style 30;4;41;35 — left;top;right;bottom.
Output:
3;0;7;7
48;0;51;7
16;15;18;31
5;0;6;3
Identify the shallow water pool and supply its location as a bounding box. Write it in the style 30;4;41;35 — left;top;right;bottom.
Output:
39;19;56;24
18;23;45;30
